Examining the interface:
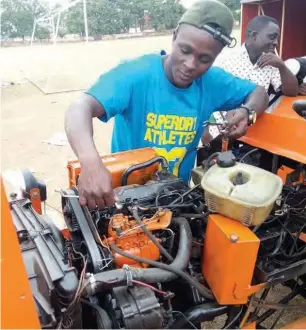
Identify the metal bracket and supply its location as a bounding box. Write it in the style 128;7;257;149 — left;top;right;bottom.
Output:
233;282;266;300
123;264;133;287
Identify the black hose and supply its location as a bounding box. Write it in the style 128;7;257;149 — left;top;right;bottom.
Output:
80;299;112;329
109;242;213;299
121;156;169;186
131;207;174;262
223;307;243;329
204;152;220;172
86;218;212;299
170;303;229;328
170;183;201;205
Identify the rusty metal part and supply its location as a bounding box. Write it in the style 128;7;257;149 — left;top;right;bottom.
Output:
105;209;172;268
30;188;42;215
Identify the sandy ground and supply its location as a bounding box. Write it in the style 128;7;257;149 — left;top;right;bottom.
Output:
1;31;305;327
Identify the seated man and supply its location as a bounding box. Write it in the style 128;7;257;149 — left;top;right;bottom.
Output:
202;15;298;144
65;0;268;209
215;15;298;96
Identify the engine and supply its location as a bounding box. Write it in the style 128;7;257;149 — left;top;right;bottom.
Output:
9;149;306;329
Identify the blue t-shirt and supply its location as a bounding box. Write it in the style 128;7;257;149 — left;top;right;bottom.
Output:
86;54;256;183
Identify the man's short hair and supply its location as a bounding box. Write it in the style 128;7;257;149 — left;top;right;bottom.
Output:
246;16;279;37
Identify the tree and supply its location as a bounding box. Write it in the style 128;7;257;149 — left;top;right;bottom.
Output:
219;0;241;22
1;0;47;39
65;0;186;36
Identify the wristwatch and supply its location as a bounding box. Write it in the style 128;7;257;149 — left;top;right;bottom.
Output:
240;105;257;126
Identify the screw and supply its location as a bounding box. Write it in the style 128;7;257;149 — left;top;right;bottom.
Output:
32;192;39;198
230;234;239;243
10;192;18;199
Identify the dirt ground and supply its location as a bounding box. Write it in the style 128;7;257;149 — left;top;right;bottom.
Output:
1;35;176;211
1;32;305;328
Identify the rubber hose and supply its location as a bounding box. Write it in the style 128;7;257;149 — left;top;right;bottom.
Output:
109;244;213;299
132;207;174;262
86;217;196;293
121;156;169;186
170;303;229;329
80;299;112;329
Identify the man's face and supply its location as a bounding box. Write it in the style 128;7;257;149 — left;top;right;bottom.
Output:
168;24;224;88
252;22;280;56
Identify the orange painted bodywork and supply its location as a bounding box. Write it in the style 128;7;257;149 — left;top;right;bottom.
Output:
67;147;158;188
242;321;256;329
202;214;264;305
106;210;172;268
277;165;305;186
240;96;306;164
1;178;40;329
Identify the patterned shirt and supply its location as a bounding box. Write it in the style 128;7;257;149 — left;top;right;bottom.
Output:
214;44;282;92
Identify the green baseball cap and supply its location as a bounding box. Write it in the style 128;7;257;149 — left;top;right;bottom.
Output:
178;0;235;46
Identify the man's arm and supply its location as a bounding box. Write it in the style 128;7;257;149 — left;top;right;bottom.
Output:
226;86;268;138
65;94;115;209
257;53;299;96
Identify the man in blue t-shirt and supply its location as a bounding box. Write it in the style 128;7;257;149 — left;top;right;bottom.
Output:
65;0;268;209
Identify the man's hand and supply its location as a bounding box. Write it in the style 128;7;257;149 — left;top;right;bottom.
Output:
299;83;306;96
257;52;284;69
78;157;115;209
225;108;249;139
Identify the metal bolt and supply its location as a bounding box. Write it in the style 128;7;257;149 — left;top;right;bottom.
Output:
230;234;239;243
10;192;18;199
32;192;39;198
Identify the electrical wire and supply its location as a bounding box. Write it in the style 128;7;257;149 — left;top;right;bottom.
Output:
171;310;198;329
289;223;306;255
156;191;183;207
131;280;168;296
169;183;202;205
240;295;255;328
239;148;259;163
223;307;243;329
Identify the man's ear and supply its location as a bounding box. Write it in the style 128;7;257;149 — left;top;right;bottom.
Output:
250;30;258;41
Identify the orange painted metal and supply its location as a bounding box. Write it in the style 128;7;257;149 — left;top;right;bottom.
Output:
277;165;305;186
67;147;158;188
280;317;306;329
106;209;172;268
242;321;256;330
29;188;42;214
239;96;306;165
202;214;264;305
1;178;40;329
277;165;295;184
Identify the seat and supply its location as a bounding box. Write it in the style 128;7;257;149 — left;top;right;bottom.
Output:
292;99;306;119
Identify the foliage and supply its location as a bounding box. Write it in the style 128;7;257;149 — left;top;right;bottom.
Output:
219;0;241;23
66;0;186;36
1;0;239;41
1;0;47;39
